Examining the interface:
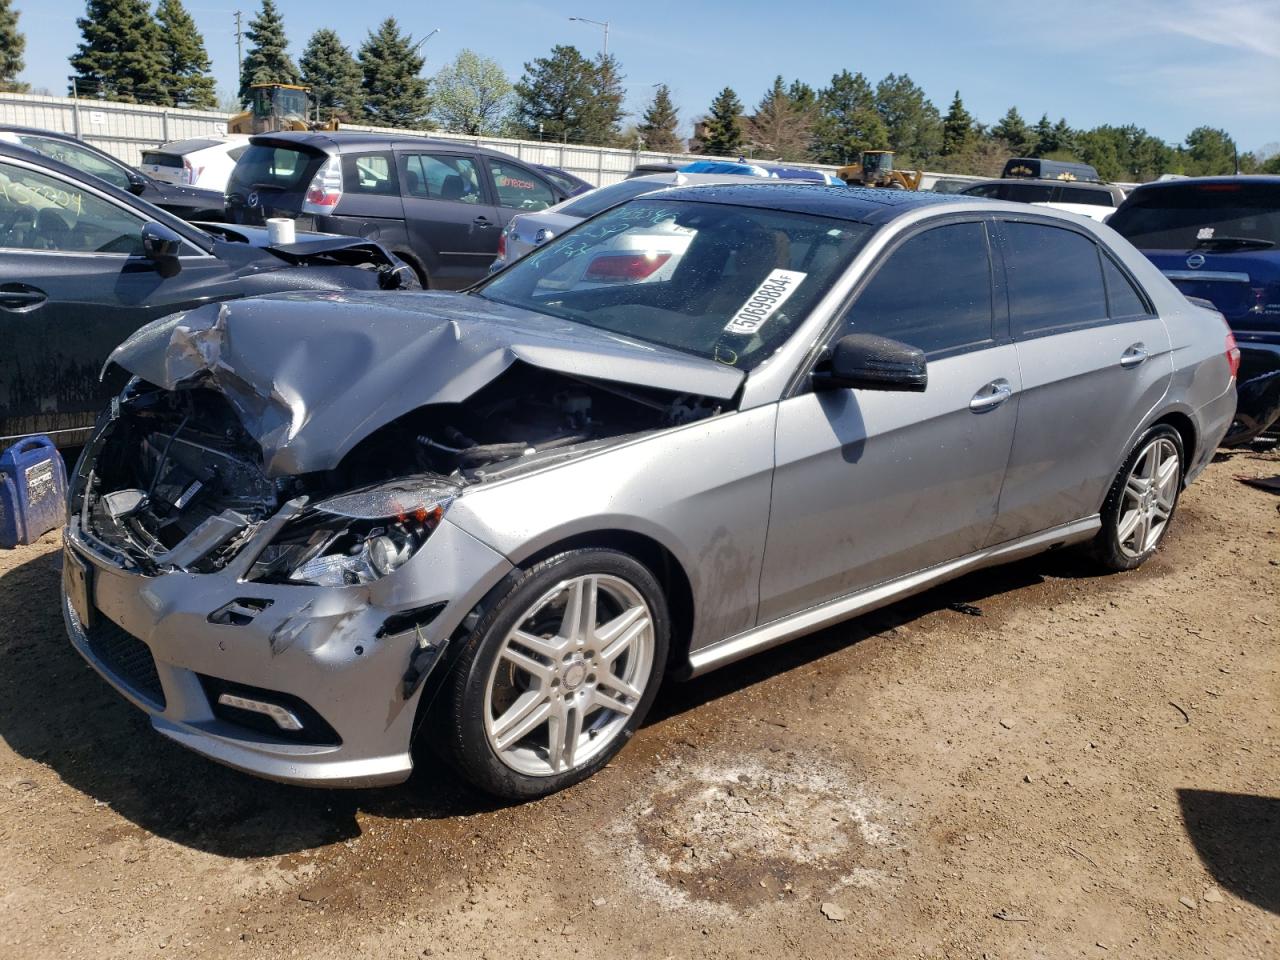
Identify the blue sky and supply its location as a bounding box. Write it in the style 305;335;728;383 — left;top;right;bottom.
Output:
14;0;1280;153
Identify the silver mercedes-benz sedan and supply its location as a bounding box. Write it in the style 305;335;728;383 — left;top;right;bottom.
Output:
63;184;1238;800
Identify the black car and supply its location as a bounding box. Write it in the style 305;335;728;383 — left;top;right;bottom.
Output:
961;177;1126;210
534;163;592;197
1110;176;1280;445
0;141;416;447
0;125;226;221
1001;157;1102;182
225;131;574;289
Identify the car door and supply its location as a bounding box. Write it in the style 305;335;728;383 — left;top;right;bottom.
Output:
987;218;1173;542
333;150;405;246
482;157;562;231
0;156;239;443
395;149;501;289
758;218;1022;623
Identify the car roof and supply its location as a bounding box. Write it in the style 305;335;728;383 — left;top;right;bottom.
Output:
1123;174;1280;198
652;181;966;224
249;130;517;158
964;177;1117;191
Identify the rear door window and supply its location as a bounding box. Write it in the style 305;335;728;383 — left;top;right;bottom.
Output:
401;152;483;203
844;221;995;355
1001;221;1108;337
487;160;556;211
341;152;398;196
1108;184;1280;251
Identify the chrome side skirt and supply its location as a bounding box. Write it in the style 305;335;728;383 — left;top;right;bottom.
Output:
687;516;1101;677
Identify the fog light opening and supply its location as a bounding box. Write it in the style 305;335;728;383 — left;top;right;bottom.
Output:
215;693;304;731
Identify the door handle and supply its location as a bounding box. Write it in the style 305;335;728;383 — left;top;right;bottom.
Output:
969;379;1012;413
0;284;47;311
472;216;493;228
1120;343;1148;368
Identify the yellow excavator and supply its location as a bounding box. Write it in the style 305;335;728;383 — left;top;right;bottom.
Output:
227;84;340;136
836;150;923;190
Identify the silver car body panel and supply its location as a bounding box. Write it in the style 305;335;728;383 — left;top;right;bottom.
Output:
65;189;1236;786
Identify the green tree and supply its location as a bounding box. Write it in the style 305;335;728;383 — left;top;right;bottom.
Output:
0;0;26;92
637;82;681;152
581;52;625;144
992;107;1033;155
238;0;297;103
1047;117;1077;157
1031;113;1054;156
748;75;813;161
701;86;745;156
430;49;512;135
358;17;430;128
1075;124;1174;181
1181;126;1238;176
156;0;215;108
300;29;363;122
940;90;974;156
812;70;887;164
874;73;942;164
787;79;817;114
512;44;596;142
70;0;167;103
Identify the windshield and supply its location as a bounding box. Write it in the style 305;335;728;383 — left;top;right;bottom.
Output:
475;198;872;370
560;178;676;219
1109;184;1280;250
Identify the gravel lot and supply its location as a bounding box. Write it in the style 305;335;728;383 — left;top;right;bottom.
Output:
1;447;1276;960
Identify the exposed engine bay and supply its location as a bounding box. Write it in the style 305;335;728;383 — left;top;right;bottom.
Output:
75;364;723;578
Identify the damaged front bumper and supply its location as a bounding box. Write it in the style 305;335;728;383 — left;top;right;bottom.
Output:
62;513;512;788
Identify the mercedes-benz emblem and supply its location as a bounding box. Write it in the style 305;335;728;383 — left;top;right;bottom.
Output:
247;191;260;208
1186;253;1205;269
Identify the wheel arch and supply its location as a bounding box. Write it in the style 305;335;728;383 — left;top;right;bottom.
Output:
1148;409;1197;485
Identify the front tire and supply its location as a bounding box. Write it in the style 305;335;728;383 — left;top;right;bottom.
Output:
1090;424;1184;571
438;549;669;800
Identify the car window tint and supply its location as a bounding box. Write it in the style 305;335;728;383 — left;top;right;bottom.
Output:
1002;221;1108;336
233;144;321;189
228;145;248;162
1108;184;1280;250
488;161;555;211
1102;254;1149;319
0;160;144;254
1003;181;1056;203
1057;185;1113;207
19;135;132;191
403;153;482;204
844;222;994;355
341;152;398;196
964;183;1001;198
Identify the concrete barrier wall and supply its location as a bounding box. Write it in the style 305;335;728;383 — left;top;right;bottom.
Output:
0;91;985;190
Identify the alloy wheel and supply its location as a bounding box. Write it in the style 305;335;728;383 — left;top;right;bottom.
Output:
482;574;655;777
1116;436;1180;559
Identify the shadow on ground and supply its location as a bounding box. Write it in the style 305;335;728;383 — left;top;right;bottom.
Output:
1178;789;1280;915
0;542;1111;860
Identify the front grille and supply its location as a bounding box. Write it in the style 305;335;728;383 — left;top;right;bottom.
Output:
84;617;166;709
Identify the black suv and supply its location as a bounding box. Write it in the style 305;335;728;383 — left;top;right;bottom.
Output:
961;177;1127;210
225;132;574;288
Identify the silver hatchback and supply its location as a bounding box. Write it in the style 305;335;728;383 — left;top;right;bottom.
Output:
63;184;1237;799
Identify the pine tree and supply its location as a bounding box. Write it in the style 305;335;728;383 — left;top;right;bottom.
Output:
637;83;680;152
701;86;744;156
358;18;430;128
1032;113;1054;157
0;0;25;92
940;91;974;155
156;0;215;108
430;49;511;135
874;73;942;165
1049;117;1076;157
580;52;624;145
812;70;887;165
748;75;812;161
238;0;298;103
70;0;168;104
300;29;363;122
787;79;817;114
992;107;1033;155
512;45;596;142
1182;126;1237;176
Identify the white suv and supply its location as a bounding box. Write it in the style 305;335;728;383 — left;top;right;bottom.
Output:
140;136;249;192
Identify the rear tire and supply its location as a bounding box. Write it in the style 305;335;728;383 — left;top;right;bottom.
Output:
1090;424;1184;571
437;548;669;800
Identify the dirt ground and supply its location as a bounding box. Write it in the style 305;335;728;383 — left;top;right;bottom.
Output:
1;448;1276;960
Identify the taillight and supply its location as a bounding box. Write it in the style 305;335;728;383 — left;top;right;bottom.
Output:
1225;332;1241;379
496;230;506;261
583;252;672;283
301;156;343;216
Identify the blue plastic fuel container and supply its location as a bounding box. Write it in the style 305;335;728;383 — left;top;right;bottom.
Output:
0;436;69;548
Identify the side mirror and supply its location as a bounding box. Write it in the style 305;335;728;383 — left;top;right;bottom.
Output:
813;333;928;392
126;172;147;196
141;222;183;278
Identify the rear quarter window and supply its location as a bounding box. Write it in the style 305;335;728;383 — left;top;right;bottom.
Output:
1001;221;1109;337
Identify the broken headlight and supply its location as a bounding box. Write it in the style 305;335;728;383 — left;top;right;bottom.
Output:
251;476;459;586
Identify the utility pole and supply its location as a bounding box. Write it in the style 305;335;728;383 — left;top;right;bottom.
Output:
234;11;244;81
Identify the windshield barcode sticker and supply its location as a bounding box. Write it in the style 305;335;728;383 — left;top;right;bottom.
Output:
724;269;807;335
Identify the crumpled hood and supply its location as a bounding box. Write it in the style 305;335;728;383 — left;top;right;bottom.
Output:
106;290;744;477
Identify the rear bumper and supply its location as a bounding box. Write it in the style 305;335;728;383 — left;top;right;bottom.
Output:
1187;383;1238;481
62;515;513;788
